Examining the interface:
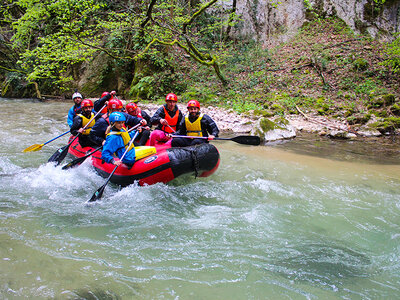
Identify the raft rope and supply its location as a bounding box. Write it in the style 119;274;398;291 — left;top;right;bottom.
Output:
181;148;200;178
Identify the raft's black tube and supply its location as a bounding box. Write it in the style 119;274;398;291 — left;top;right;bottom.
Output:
168;143;220;178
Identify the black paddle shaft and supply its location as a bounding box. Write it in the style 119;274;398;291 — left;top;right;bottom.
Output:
61;146;103;170
88;130;139;203
172;135;261;146
88;166;116;202
215;136;261;145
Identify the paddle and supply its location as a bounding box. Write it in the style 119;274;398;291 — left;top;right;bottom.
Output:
48;104;106;165
61;124;142;170
171;135;261;146
61;146;103;170
23;130;69;152
88;130;139;203
166;124;176;133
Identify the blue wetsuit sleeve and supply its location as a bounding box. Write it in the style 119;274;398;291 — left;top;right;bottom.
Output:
67;106;75;128
101;135;119;163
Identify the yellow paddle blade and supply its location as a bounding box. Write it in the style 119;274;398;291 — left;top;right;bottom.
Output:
22;143;44;152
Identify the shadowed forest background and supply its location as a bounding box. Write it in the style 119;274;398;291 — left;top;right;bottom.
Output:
1;0;399;133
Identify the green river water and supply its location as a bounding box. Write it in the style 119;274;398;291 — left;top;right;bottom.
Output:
1;98;399;299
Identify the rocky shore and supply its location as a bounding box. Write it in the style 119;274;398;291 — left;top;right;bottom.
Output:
139;103;391;141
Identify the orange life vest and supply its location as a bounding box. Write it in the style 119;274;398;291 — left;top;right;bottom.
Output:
162;106;179;133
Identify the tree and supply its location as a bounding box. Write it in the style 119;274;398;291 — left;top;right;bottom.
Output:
1;0;237;97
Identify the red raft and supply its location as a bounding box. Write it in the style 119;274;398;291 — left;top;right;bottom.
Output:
68;138;220;186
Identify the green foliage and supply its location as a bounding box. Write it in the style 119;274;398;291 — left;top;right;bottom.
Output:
353;58;369;71
1;0;233;95
129;76;154;100
382;33;400;73
182;85;218;105
7;0;106;91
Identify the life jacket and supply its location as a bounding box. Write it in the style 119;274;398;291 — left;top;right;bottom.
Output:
77;112;95;135
107;128;135;152
162;106;179;133
185;113;204;137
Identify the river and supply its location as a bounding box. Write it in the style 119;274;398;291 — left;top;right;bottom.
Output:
1;98;400;299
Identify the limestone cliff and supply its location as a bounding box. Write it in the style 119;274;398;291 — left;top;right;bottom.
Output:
230;0;399;46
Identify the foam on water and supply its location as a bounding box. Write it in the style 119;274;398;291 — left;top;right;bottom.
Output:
1;99;400;298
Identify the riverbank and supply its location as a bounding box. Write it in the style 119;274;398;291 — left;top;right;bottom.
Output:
139;102;396;139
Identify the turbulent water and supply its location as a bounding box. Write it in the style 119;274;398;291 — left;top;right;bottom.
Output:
1;98;400;299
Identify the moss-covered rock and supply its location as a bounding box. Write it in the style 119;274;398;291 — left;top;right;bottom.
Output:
253;109;274;118
369;117;400;133
260;118;283;132
353;58;369;71
382;94;396;106
347;113;371;125
251;117;296;142
391;103;400;116
270;103;285;114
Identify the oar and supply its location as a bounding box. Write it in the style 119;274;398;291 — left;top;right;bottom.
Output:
48;104;106;165
23;130;70;152
61;124;142;170
61;146;103;170
166;124;176;133
88;130;139;203
171;135;261;146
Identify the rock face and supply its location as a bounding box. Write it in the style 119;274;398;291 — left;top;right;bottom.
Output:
230;0;400;46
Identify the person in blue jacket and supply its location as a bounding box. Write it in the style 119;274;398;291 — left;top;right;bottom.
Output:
101;112;138;167
67;92;83;128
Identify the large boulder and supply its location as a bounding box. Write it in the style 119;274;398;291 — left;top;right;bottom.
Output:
251;117;296;142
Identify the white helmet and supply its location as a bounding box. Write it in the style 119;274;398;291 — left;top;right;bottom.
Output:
72;92;82;100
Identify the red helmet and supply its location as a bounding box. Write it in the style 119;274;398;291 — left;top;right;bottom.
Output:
165;93;178;102
81;99;94;108
101;91;113;100
187;100;200;109
126;102;138;114
107;99;123;110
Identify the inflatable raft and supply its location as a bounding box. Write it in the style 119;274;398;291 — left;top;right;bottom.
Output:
68;137;220;186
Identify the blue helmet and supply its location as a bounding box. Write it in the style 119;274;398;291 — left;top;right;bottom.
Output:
109;112;126;123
